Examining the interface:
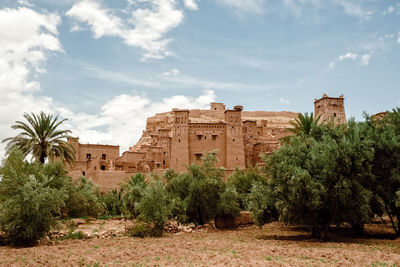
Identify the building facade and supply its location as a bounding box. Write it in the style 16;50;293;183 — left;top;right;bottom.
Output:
67;94;345;191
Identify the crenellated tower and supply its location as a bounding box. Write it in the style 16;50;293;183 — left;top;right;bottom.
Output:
314;94;346;125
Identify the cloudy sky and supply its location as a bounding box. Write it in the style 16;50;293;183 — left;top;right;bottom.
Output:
0;0;399;158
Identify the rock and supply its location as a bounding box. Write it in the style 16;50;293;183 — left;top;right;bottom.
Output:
215;211;254;229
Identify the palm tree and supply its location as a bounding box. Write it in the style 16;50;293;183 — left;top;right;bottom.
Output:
287;112;321;136
2;112;75;165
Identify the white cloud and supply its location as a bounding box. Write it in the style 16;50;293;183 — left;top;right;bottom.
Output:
184;0;198;10
0;7;62;158
279;97;290;105
361;54;371;65
338;52;358;61
17;0;33;7
337;0;371;19
215;0;265;15
383;5;394;15
66;0;185;60
163;68;180;76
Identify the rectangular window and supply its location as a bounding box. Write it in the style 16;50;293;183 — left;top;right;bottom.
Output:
212;135;217;140
102;154;106;160
195;153;202;160
86;153;91;160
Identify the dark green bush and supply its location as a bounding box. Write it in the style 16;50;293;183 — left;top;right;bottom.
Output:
121;174;146;218
227;166;267;210
63;176;104;218
126;222;153;238
0;150;66;246
102;189;123;216
135;180;170;237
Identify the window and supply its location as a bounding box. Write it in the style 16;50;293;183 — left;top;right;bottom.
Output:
163;160;165;165
334;113;337;117
179;139;181;143
82;171;85;176
212;135;217;140
204;136;207;140
197;135;202;140
102;154;106;160
195;153;202;160
101;165;105;171
86;153;91;160
233;139;235;142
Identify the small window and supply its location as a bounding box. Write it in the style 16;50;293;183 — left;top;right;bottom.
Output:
179;139;181;143
204;136;207;140
101;165;105;171
233;139;235;142
163;151;166;154
197;135;202;140
334;113;337;117
212;135;217;140
102;154;106;160
82;171;85;176
163;160;165;165
86;153;91;160
195;154;202;160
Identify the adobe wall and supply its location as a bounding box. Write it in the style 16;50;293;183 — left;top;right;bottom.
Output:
188;122;226;167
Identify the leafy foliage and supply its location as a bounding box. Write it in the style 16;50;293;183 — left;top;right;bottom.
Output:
266;120;376;238
121;174;147;218
2;112;75;165
166;152;230;225
0;149;66;246
101;189;124;216
367;108;400;236
135;180;170;237
63;176;104;218
286;112;321;136
227;166;267;210
246;181;276;228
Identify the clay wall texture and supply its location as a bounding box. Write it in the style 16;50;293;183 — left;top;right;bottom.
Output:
67;94;346;191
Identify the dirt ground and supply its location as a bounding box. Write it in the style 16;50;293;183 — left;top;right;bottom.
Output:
1;221;400;266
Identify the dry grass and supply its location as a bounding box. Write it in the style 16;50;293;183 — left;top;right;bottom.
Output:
1;222;400;266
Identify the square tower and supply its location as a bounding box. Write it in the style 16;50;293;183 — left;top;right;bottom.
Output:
314;94;346;125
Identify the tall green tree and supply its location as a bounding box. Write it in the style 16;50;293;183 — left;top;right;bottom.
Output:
368;108;400;236
267;121;375;239
2;112;75;165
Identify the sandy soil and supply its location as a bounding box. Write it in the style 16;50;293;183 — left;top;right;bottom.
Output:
1;221;400;266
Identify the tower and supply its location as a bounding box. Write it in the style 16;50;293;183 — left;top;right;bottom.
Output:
224;105;245;170
170;109;190;172
314;94;346;125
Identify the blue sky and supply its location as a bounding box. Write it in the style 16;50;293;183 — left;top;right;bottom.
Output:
0;0;399;156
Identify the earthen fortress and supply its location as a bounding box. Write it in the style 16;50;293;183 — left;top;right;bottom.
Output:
67;94;346;191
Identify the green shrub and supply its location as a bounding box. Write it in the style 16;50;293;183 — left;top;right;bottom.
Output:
227;166;267;210
216;185;241;218
125;222;153;238
0;150;66;246
102;189;123;216
166;152;230;225
135;180;170;237
121;174;146;218
246;181;276;228
63;176;104;218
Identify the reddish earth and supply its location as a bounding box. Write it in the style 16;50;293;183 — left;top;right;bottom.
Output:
1;221;400;266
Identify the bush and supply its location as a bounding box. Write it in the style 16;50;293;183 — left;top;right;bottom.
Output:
135;180;170;237
227;166;267;210
63;176;104;218
246;181;276;228
121;174;146;218
0;150;66;246
216;185;241;218
266;121;376;238
102;189;123;216
125;222;153;238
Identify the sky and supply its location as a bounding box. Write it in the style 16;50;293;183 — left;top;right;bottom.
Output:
0;0;400;158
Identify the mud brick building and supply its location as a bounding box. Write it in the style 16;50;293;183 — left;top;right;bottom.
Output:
67;94;346;191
